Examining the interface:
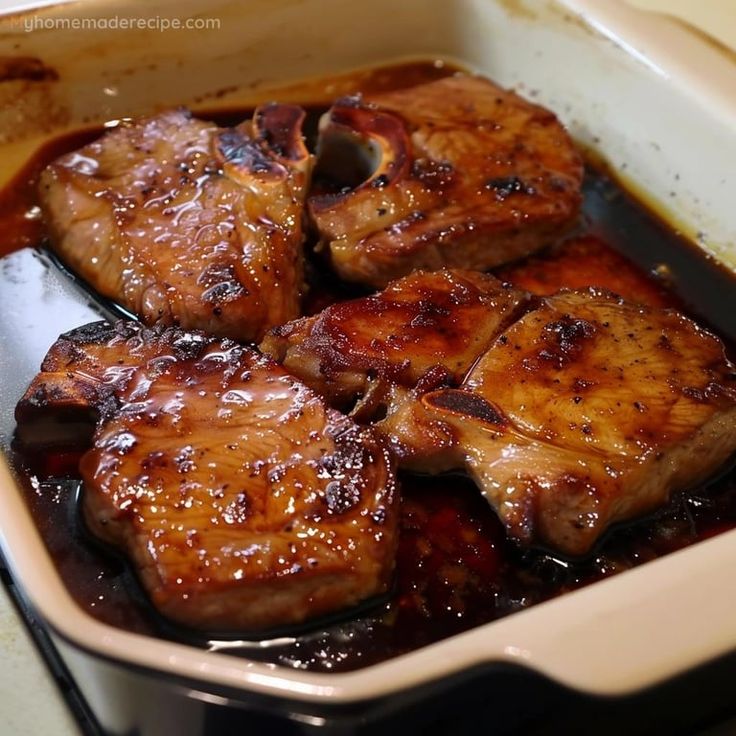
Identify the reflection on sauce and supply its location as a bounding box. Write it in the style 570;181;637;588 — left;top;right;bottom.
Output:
4;60;736;673
13;461;736;672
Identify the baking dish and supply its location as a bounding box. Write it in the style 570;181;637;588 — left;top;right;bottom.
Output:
1;0;736;733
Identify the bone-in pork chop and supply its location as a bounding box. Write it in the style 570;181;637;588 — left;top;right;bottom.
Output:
39;106;312;342
309;75;583;287
15;322;397;632
382;290;736;556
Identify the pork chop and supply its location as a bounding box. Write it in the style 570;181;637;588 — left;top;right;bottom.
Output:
260;268;528;419
497;235;677;308
309;75;583;287
39;106;312;342
382;289;736;555
16;321;398;632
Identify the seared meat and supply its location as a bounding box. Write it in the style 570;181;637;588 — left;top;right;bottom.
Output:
260;268;527;418
309;75;583;287
497;235;677;308
16;322;397;632
39;107;312;342
381;290;736;556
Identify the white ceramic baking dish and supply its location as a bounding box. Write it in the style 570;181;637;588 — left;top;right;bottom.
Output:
1;0;735;733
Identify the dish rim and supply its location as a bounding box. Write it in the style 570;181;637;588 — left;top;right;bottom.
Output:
1;0;735;707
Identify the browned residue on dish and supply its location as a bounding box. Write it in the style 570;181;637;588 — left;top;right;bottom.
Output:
0;57;66;144
0;85;69;144
495;0;537;21
0;56;58;83
216;60;461;108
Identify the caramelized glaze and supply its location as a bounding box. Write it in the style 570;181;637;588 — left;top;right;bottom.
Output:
408;290;736;555
497;234;678;309
310;75;583;287
37;107;312;342
3;60;736;671
15;321;398;632
261;269;527;414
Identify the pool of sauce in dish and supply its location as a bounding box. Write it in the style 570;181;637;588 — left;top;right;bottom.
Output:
3;60;736;672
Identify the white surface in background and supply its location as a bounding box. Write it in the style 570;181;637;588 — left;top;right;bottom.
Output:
0;1;734;734
0;585;80;734
0;0;74;12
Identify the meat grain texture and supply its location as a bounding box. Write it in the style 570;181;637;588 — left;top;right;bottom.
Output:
16;322;398;631
39;107;313;342
384;290;736;555
261;268;527;417
264;272;736;556
310;75;583;287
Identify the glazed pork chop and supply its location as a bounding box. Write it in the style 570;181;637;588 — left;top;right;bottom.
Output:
260;268;527;418
497;235;677;309
309;75;583;287
382;289;736;556
39;106;312;342
15;322;397;632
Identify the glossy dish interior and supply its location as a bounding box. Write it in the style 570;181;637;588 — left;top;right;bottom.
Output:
0;0;735;707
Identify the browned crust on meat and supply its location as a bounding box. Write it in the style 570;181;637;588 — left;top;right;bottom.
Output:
309;75;583;287
39;107;313;341
16;321;399;631
260;268;528;417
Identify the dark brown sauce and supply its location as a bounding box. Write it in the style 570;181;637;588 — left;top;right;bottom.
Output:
3;60;736;673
